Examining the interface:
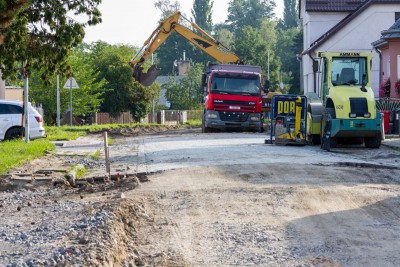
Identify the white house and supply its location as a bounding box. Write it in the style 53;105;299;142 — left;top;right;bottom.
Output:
300;0;400;95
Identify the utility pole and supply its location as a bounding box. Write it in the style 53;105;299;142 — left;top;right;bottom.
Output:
57;75;60;127
22;67;29;143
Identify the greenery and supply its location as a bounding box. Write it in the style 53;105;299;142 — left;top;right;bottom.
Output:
29;45;107;124
0;0;101;81
0;139;55;175
165;63;204;110
2;0;303;126
46;126;88;141
150;0;301;98
91;150;101;160
89;42;161;121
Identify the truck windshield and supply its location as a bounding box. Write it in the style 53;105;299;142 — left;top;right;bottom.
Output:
331;57;367;86
211;74;261;95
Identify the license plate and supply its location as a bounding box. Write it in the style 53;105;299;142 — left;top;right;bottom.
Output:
229;106;240;110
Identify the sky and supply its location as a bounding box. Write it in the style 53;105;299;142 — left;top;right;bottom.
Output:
83;0;284;46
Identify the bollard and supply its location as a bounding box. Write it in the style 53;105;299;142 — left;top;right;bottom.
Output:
103;131;111;182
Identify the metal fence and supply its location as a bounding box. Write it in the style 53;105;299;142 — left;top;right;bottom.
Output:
95;112;135;125
93;110;202;125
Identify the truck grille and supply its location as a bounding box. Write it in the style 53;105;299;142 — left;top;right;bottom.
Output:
350;98;368;117
213;100;256;112
219;111;249;122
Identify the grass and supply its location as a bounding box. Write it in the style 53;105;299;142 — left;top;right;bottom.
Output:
91;150;101;160
0;139;55;175
1;122;201;176
185;120;202;127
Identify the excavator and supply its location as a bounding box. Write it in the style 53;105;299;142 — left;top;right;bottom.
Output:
129;11;243;86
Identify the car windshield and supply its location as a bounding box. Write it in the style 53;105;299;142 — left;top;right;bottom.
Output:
331;57;367;86
211;74;261;95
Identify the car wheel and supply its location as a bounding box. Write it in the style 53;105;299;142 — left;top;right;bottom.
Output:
5;127;23;140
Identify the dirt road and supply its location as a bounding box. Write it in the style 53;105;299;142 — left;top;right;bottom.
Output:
1;129;400;266
119;132;400;267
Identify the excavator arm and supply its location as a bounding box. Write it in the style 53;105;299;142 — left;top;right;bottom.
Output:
130;11;242;86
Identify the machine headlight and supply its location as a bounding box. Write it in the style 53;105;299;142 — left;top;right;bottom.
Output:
250;116;260;121
349;113;356;118
207;113;218;119
364;113;371;118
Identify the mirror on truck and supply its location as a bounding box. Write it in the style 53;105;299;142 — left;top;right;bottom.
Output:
201;73;207;87
263;80;270;93
361;73;367;92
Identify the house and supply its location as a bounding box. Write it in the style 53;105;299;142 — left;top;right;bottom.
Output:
154;75;185;109
372;18;400;98
300;0;400;95
4;86;23;100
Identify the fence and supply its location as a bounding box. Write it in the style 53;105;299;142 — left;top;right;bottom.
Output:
95;112;135;125
92;110;202;125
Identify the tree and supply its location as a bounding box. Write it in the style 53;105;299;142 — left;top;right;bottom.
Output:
276;28;303;93
192;0;213;33
233;21;280;88
190;0;215;64
165;63;203;110
29;45;107;124
0;0;29;44
279;0;298;29
226;0;276;34
154;0;181;18
0;0;101;81
89;42;160;121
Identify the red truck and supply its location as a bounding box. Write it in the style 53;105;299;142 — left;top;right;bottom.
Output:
130;11;268;132
202;64;264;132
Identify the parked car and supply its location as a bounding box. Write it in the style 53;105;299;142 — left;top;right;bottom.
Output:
0;100;46;141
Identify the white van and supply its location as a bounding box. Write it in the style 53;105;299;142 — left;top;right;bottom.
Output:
0;100;46;141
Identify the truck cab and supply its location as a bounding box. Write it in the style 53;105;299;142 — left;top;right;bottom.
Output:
202;64;263;132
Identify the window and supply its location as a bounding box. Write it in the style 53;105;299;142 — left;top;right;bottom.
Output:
211;74;261;95
0;104;23;114
396;12;400;22
331;57;367;86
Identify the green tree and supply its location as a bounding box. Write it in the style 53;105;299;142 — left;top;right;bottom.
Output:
190;0;215;65
214;28;235;51
154;0;181;17
0;0;101;81
29;45;107;124
278;0;298;29
165;63;203;110
226;0;276;34
89;42;160;121
0;0;29;44
192;0;213;33
233;21;280;88
276;28;303;93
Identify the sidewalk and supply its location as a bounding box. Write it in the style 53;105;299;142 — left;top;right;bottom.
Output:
382;134;400;150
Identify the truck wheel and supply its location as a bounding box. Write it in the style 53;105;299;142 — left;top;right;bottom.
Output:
202;115;212;133
364;137;381;148
5;127;23;140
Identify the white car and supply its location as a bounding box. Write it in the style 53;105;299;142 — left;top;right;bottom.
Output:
0;100;46;141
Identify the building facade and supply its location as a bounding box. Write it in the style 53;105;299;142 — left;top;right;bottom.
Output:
300;0;400;96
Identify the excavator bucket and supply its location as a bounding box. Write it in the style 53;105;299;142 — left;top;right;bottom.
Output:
132;64;160;87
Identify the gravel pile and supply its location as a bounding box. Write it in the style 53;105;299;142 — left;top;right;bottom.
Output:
0;184;123;267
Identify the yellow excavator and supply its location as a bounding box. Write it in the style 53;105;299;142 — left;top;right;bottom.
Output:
129;11;243;86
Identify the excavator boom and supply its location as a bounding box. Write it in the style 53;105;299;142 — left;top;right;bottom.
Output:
130;11;242;86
